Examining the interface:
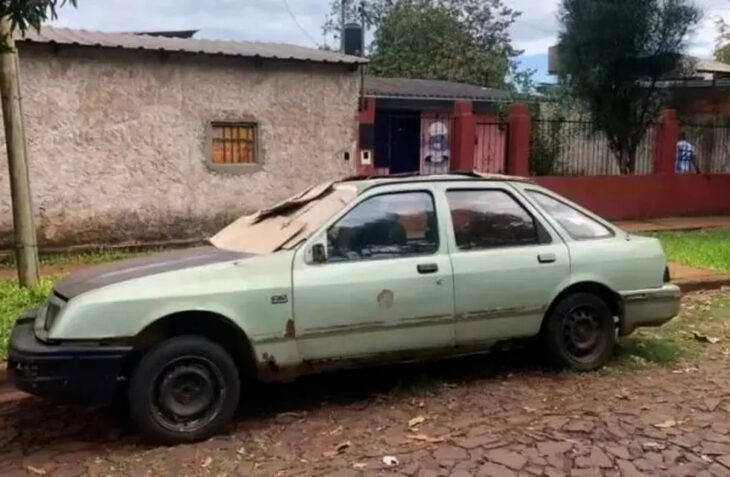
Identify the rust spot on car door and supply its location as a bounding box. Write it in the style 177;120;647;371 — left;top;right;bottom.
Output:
377;289;394;309
284;319;296;338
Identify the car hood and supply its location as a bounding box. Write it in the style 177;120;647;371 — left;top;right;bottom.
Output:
54;246;250;299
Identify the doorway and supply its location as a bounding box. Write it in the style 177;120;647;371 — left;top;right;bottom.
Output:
374;109;421;174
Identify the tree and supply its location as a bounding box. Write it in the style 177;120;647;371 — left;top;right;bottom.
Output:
323;0;520;87
367;2;507;85
0;0;77;287
558;0;700;174
715;17;730;63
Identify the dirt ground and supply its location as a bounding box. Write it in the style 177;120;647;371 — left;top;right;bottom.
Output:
1;291;729;477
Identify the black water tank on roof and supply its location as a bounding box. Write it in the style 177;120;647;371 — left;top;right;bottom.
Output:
343;23;363;56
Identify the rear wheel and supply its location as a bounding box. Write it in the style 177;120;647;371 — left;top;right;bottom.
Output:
128;336;240;444
543;293;616;371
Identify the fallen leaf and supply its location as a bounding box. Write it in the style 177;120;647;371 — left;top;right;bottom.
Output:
654;419;677;429
353;463;367;470
642;441;665;451
201;457;213;468
329;425;344;436
693;331;721;344
26;467;47;476
382;455;400;467
407;433;445;443
237;447;246;456
324;440;352;457
408;415;426;427
276;411;307;420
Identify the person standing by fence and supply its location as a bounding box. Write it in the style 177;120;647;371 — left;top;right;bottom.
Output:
676;132;700;174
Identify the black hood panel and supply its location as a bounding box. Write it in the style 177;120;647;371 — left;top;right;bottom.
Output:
54;246;249;299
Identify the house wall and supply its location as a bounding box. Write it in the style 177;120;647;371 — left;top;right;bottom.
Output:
0;45;360;248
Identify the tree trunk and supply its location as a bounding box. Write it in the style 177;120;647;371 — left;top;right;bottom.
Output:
0;17;39;287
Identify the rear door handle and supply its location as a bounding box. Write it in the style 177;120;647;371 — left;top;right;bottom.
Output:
417;263;439;274
538;253;557;264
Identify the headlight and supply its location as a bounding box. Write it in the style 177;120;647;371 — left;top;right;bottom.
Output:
45;300;61;331
42;294;67;332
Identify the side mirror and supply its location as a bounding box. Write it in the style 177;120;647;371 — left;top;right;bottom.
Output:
311;243;327;264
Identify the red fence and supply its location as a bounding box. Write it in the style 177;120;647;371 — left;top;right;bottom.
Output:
536;174;730;221
357;99;730;220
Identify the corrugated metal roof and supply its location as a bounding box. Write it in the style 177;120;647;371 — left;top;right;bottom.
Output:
364;76;509;101
693;57;730;74
16;26;367;65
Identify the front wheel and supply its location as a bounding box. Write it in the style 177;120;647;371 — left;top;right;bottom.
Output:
128;336;241;444
543;293;616;371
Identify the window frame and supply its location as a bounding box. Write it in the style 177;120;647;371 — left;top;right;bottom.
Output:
524;189;616;241
206;119;262;174
445;187;553;252
322;189;441;265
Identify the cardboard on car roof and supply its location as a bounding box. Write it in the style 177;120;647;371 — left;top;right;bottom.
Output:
211;181;357;254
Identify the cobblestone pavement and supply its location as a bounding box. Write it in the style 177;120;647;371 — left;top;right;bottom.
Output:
1;292;729;477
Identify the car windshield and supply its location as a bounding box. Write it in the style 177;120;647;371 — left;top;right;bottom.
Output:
210;181;358;254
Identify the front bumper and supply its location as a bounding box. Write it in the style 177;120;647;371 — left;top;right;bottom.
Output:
619;284;682;336
8;317;133;404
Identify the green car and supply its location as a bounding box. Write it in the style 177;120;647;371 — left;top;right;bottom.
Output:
8;173;680;443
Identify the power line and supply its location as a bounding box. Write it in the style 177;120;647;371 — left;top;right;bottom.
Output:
281;0;320;47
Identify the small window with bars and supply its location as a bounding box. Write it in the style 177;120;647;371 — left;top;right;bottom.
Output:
209;122;259;169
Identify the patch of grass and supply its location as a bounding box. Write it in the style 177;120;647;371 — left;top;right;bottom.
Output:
646;228;730;273
0;247;169;271
0;278;57;359
614;336;687;368
610;291;728;372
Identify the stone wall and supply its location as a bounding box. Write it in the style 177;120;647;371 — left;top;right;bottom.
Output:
0;45;360;248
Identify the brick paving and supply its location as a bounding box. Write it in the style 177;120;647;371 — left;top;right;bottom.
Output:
0;292;728;476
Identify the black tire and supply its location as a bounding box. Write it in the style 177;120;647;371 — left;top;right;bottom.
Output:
543;293;616;371
128;336;241;444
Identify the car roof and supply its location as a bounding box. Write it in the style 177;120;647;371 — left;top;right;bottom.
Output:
338;172;533;194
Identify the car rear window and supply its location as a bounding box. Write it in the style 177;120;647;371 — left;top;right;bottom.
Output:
527;191;613;240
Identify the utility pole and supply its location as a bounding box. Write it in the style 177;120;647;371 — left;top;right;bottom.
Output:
340;0;347;53
0;16;40;287
360;0;366;55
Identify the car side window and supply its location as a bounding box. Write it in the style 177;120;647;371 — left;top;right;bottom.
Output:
326;192;438;262
446;190;540;250
527;191;612;240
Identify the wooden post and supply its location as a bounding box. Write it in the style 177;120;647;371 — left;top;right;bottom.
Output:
0;17;39;287
654;109;679;175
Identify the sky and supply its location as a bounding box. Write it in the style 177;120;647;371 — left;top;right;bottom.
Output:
48;0;730;84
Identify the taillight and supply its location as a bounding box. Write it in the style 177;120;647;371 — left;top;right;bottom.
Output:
663;266;671;283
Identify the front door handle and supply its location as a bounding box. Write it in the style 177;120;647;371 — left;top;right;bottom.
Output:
417;263;439;274
538;253;557;264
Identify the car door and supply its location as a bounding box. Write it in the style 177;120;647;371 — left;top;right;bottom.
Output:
445;185;570;346
292;187;455;361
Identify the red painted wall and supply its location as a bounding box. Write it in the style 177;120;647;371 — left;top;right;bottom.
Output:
536;174;730;220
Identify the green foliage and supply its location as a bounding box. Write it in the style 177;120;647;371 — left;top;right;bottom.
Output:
0;277;56;359
647;228;730;273
367;2;503;86
0;0;76;39
323;0;520;87
715;17;730;64
558;0;700;173
530;119;564;176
